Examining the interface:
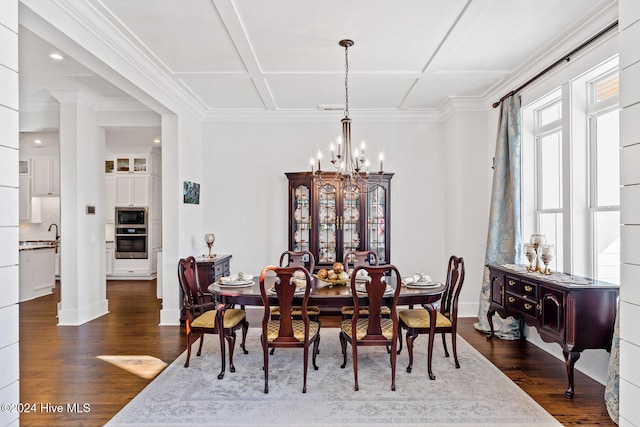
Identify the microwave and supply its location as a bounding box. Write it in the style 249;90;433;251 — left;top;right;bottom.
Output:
116;207;147;227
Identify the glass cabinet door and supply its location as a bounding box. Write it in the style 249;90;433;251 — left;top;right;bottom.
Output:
292;184;310;252
342;188;361;263
368;185;387;263
317;183;337;263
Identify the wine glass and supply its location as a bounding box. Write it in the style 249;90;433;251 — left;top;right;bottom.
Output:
523;243;537;272
204;233;216;258
539;244;555;275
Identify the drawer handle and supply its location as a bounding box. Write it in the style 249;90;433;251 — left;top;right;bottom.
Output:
508;296;515;303
508;280;516;286
524;303;533;310
524;285;533;292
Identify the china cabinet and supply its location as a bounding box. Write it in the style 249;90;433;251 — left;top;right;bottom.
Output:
285;172;393;270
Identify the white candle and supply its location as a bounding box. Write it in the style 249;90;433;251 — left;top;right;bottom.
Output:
330;143;335;161
379;153;384;172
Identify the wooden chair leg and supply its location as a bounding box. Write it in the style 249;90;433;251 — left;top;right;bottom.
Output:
339;332;348;368
241;321;249;354
451;329;460;369
262;335;269;394
352;342;359;391
217;329;226;380
397;331;403;354
406;330;417;373
184;333;193;368
312;334;320;370
196;333;205;356
302;344;309;394
225;330;237;373
441;331;450;358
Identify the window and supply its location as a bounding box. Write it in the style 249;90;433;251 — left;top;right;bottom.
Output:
522;57;619;284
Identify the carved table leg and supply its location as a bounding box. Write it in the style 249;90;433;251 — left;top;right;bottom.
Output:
425;303;437;380
562;350;581;398
486;309;496;341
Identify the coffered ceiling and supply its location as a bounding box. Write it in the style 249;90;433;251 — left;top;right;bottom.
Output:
18;0;617;118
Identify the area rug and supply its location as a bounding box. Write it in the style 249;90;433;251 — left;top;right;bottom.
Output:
106;329;561;427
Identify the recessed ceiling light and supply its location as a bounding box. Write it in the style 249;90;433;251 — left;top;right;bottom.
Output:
153;138;161;144
49;53;64;60
34;139;42;144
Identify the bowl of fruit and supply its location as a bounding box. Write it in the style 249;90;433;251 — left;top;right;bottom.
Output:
314;262;350;287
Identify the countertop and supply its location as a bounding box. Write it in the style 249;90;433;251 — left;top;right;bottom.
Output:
19;240;59;251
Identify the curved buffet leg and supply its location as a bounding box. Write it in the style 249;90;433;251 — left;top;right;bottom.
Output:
563;350;581;398
486;309;495;341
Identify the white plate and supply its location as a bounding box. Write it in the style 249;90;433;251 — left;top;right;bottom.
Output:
268;286;305;295
214;280;254;288
356;284;394;297
405;281;440;289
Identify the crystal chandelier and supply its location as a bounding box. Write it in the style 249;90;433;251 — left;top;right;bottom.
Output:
310;39;384;194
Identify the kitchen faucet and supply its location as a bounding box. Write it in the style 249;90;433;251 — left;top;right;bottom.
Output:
48;223;60;241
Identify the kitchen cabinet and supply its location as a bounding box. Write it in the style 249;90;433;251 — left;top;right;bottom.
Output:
115;174;148;207
285;172;393;269
106;242;114;276
116;156;148;173
19;175;32;223
486;264;618;398
19;247;56;302
32;157;60;196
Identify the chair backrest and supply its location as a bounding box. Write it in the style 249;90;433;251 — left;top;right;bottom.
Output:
177;256;203;307
441;256;465;320
279;250;315;272
343;250;378;271
259;265;313;341
349;264;401;338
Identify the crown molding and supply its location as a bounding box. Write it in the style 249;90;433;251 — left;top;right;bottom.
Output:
201;109;443;124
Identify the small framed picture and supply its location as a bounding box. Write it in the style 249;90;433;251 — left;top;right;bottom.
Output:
183;181;200;204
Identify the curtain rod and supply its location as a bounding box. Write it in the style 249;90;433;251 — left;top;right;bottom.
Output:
492;20;619;108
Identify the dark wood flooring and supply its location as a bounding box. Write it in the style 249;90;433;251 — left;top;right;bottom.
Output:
18;280;615;426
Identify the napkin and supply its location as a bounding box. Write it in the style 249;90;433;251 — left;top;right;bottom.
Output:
402;273;431;285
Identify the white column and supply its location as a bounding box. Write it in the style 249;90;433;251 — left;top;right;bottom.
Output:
159;113;180;325
51;90;108;325
618;1;640;425
0;1;20;425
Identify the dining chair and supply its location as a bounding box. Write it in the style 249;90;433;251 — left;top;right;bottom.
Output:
177;256;248;379
398;255;465;373
341;250;390;319
271;250;320;322
340;264;402;391
259;265;320;393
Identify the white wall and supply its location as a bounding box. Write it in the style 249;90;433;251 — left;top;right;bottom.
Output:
618;1;640;424
442;110;491;317
201;117;450;281
0;1;20;425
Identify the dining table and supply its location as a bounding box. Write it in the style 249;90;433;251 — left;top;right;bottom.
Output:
208;274;447;380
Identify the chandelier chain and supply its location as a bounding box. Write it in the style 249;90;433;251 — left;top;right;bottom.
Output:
344;44;349;118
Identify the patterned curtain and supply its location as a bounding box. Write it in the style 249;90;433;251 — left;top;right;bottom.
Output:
604;307;620;424
473;95;522;340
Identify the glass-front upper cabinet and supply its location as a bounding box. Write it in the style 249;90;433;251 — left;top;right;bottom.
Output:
286;172;393;270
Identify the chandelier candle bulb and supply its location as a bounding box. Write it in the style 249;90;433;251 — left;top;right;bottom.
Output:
379;153;384;173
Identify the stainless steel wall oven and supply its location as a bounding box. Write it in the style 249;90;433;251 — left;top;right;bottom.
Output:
115;207;148;259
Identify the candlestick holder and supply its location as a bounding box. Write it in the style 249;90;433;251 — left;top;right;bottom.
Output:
205;233;216;258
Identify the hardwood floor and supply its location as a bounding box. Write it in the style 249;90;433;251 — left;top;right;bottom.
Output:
19;280;615;426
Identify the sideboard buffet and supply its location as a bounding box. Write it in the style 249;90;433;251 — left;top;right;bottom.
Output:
486;264;619;398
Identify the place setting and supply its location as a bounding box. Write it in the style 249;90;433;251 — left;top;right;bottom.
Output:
213;272;254;288
402;272;440;289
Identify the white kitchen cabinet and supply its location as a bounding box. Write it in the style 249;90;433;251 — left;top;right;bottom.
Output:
32;157;60;196
115;174;148;207
19;175;31;223
19;247;55;302
105;175;115;221
106;242;114;276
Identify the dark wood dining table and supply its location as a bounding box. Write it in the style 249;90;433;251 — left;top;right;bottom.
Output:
208;275;447;380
